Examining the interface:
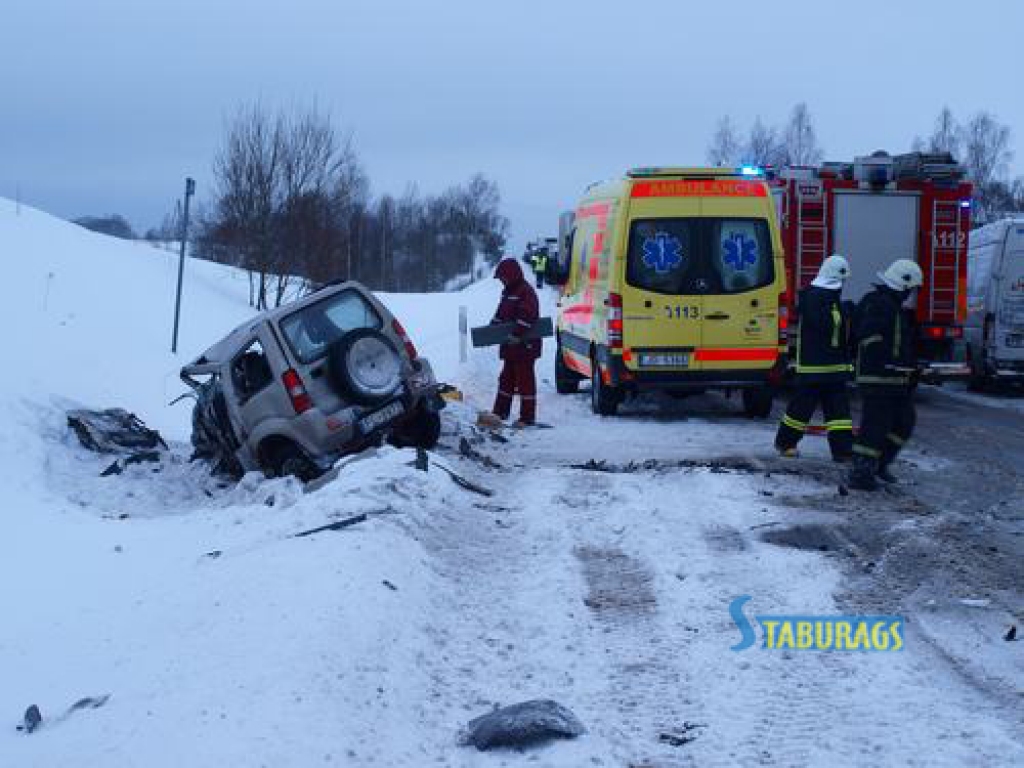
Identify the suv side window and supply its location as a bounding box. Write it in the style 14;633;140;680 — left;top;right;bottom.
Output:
231;339;273;403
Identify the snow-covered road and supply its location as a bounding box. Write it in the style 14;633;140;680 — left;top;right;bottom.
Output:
393;384;1024;767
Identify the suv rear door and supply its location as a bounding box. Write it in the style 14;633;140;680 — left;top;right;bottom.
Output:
276;288;386;415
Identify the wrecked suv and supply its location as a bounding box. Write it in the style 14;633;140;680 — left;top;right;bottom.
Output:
181;281;444;481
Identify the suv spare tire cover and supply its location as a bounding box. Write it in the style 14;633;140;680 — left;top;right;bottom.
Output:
327;328;403;405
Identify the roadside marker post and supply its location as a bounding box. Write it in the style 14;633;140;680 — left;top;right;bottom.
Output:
459;306;468;363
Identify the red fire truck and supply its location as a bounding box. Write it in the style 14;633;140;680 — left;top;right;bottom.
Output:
768;151;973;382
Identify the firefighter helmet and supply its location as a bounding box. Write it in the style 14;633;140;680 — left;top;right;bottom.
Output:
819;254;851;283
878;259;924;291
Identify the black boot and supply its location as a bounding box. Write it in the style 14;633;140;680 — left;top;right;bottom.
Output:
848;455;879;491
877;448;899;484
877;462;898;484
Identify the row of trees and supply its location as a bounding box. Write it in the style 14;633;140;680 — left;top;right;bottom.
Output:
74;214;136;240
706;103;1023;222
191;104;508;309
912;107;1023;221
706;103;824;168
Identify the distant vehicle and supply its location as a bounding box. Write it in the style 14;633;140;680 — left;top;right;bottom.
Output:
768;151;973;383
524;237;558;266
549;166;786;417
180;281;444;481
964;218;1024;386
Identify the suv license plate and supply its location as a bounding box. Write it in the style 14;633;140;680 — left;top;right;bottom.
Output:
359;400;405;434
639;352;689;368
1006;334;1024;348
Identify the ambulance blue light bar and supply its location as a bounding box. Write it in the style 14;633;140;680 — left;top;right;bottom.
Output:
959;200;971;209
739;166;764;177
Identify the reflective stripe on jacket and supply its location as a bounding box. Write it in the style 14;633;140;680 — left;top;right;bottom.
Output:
794;285;853;384
852;285;915;387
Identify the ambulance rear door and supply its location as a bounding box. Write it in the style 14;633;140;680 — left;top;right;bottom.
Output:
620;194;703;372
700;193;782;370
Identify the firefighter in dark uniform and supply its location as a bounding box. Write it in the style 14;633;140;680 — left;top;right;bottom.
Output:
848;258;924;491
775;254;855;461
478;258;542;428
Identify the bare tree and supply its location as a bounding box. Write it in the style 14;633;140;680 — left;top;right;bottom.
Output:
743;117;786;167
781;103;823;166
929;106;961;156
202;103;371;306
706;116;741;166
961;111;1013;221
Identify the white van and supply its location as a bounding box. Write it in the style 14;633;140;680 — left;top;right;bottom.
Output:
965;218;1024;385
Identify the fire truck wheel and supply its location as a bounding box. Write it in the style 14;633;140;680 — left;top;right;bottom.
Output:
967;348;989;391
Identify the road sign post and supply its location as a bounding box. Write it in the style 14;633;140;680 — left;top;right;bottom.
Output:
171;177;196;354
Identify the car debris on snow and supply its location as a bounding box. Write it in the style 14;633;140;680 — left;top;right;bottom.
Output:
460;699;584;751
292;513;368;538
658;721;707;747
67;409;166;454
67;408;167;475
20;705;41;734
458;437;502;469
18;695;111;734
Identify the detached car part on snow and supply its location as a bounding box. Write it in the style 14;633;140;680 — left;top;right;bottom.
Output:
180;280;444;481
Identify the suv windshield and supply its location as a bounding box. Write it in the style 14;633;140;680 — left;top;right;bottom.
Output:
280;289;383;363
626;217;775;295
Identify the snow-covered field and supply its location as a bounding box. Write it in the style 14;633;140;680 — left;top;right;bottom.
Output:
2;199;1022;767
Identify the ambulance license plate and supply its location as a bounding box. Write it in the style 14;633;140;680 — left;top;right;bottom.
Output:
639;352;689;367
359;400;405;434
1006;334;1024;348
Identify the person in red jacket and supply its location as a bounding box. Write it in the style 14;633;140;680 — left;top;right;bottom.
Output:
479;258;542;427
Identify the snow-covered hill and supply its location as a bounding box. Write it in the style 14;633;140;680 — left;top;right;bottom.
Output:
0;199;505;766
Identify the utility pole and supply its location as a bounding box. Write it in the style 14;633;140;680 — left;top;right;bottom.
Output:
380;200;388;291
171;177;196;354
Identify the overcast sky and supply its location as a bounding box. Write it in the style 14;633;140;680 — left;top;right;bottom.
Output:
2;0;1022;251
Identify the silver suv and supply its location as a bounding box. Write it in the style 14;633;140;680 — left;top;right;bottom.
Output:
180;281;444;481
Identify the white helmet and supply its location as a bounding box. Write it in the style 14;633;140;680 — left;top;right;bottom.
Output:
818;254;851;283
878;259;923;291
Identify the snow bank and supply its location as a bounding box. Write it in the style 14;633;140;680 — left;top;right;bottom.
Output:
0;199;499;766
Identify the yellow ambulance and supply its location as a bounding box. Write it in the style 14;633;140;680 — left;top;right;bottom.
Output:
552;167;787;416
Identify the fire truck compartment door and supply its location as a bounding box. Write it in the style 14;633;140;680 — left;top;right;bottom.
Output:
832;192;919;303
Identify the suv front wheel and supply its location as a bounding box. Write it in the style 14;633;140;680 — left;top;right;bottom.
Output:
269;441;322;482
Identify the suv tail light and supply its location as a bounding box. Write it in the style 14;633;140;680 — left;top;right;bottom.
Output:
282;368;313;414
607;293;623;350
392;318;419;360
